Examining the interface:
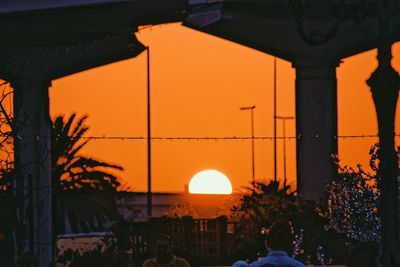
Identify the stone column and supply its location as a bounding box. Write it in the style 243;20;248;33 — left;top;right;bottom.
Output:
367;43;400;267
12;73;52;267
294;63;338;201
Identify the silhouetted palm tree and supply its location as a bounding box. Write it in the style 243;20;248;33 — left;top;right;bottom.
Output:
52;113;123;234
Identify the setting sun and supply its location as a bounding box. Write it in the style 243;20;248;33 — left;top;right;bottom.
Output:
188;170;232;194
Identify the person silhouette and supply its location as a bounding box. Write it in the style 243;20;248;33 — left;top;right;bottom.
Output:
142;234;190;267
250;220;305;267
113;251;134;267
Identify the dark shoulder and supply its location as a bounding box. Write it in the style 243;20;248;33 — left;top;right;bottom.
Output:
259;263;305;267
175;257;190;267
252;256;305;267
142;258;156;267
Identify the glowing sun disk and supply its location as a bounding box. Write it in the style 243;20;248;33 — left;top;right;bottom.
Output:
189;170;232;194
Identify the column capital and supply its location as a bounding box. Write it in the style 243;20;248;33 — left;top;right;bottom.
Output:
292;60;341;68
0;48;52;90
10;76;52;93
292;60;342;80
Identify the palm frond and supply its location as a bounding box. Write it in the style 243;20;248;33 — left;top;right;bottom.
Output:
68;157;123;171
66;126;89;156
51;113;124;234
70;114;88;138
61;113;76;140
66;138;90;162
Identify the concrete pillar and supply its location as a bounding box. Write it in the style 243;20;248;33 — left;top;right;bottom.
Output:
367;43;400;265
12;74;52;267
294;63;338;201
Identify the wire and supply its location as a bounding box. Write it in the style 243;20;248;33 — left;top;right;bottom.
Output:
13;133;400;141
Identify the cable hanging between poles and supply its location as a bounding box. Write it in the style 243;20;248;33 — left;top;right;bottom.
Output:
5;133;400;141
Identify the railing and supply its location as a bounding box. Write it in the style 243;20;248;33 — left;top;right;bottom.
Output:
129;216;233;266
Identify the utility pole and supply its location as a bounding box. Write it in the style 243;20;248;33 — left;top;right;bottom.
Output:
273;57;277;183
240;105;256;183
146;46;152;217
275;116;295;185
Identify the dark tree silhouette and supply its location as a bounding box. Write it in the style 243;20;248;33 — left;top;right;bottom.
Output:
230;180;345;264
52;113;123;234
0;82;16;267
0;82;13;192
0;103;125;234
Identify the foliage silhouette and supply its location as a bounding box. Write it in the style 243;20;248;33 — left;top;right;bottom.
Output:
52;113;123;234
230;180;345;264
0;111;124;234
322;144;399;244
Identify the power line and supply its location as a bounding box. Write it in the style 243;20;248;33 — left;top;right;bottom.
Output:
11;133;400;141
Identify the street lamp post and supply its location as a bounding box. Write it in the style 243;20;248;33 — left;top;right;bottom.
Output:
240;105;256;183
275;116;295;185
146;46;152;217
273;57;277;183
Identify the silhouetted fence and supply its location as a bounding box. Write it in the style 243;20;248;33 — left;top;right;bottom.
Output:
129;216;236;266
56;216;240;266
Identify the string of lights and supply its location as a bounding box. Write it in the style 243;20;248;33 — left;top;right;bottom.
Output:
11;133;400;141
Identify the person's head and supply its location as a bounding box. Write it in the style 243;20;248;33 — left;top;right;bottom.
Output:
347;243;380;267
113;251;133;267
265;220;294;253
153;234;173;262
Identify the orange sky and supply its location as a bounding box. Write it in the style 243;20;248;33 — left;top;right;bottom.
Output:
49;23;400;193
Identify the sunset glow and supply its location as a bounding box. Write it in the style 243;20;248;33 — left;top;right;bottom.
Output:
189;170;232;194
49;24;400;192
